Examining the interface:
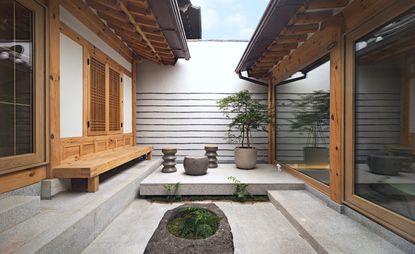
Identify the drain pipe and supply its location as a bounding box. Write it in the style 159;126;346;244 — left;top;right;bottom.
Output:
238;72;268;87
276;72;307;86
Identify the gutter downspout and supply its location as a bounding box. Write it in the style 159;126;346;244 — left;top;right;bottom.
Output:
238;72;268;86
276;72;307;86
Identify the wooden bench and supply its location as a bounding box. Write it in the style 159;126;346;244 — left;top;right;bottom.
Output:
53;145;153;192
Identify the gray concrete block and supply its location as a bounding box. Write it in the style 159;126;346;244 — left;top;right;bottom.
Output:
0;196;40;233
41;179;71;200
0;183;41;200
268;190;410;254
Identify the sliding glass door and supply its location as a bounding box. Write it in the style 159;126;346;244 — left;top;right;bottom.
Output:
345;6;415;241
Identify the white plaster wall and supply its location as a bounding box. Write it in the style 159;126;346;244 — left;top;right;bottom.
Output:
136;41;268;163
123;75;132;133
60;33;83;138
59;6;131;71
137;41;267;93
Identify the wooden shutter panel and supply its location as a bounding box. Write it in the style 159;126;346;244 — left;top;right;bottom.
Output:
109;68;121;132
89;57;106;134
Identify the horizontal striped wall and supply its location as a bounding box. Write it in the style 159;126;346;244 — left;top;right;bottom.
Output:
136;92;269;163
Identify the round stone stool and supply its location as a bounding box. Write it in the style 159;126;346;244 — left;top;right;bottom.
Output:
162;148;177;173
205;145;218;168
183;156;209;176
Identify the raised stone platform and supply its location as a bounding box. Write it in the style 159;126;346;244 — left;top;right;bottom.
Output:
140;164;305;196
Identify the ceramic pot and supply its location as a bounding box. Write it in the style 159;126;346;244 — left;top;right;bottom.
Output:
234;147;256;169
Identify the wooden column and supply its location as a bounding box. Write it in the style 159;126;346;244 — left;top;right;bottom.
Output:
329;24;344;204
48;0;61;177
132;60;138;145
268;79;275;164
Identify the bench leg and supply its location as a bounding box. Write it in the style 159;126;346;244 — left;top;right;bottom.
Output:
88;176;99;192
147;151;152;160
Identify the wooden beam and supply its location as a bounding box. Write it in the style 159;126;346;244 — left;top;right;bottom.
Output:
48;0;61;176
306;0;350;10
271;16;343;84
118;0;161;62
282;24;320;35
268;79;275;163
292;10;333;25
61;0;133;62
276;34;308;44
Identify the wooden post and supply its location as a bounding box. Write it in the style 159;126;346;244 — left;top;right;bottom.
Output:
87;176;99;192
329;23;344;204
132;60;138;145
268;79;275;164
48;0;61;177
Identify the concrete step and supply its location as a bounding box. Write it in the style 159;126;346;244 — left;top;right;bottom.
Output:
268;190;412;254
0;159;162;254
0;196;40;233
140;164;305;196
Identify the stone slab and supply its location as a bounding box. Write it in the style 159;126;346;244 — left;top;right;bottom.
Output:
0;196;40;233
268;190;413;254
144;203;234;254
0;159;161;254
140;164;305;196
41;179;71;200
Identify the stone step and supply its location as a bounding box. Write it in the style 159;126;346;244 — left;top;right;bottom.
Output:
0;196;40;233
140;164;305;196
268;190;412;254
0;159;162;254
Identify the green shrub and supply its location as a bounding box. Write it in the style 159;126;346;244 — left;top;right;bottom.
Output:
168;207;222;239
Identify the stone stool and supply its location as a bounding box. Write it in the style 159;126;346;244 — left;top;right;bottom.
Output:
205;145;218;168
162;148;177;173
183;156;209;176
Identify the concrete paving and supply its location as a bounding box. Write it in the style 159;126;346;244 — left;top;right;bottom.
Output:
83;199;316;254
140;164;305;196
0;159;161;254
268;190;414;254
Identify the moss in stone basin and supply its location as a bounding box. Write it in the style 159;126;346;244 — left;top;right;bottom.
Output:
167;207;222;239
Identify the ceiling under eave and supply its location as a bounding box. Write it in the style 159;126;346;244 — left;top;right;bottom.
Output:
236;0;351;80
86;0;190;65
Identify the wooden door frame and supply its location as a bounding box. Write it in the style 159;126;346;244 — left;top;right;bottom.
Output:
344;2;415;242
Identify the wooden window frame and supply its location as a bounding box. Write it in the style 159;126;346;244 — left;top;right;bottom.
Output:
0;0;47;175
344;3;415;242
85;51;124;136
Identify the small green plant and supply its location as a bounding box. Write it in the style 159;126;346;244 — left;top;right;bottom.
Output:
168;207;222;239
228;176;251;202
163;182;181;201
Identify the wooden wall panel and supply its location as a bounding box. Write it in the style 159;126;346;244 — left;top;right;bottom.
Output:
60;133;133;162
0;166;46;194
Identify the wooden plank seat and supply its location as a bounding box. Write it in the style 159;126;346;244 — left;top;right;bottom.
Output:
53;145;153;192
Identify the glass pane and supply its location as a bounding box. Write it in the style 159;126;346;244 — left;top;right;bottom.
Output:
0;1;34;157
354;9;415;221
275;58;331;185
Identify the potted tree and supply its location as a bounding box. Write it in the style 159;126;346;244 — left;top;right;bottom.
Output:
217;90;273;169
289;91;330;164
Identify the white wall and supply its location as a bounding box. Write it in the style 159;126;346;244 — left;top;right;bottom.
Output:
136;41;268;163
123;75;132;133
60;33;83;138
59;6;131;71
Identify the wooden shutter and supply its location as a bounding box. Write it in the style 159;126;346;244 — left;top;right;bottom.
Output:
89;57;106;135
109;68;121;132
